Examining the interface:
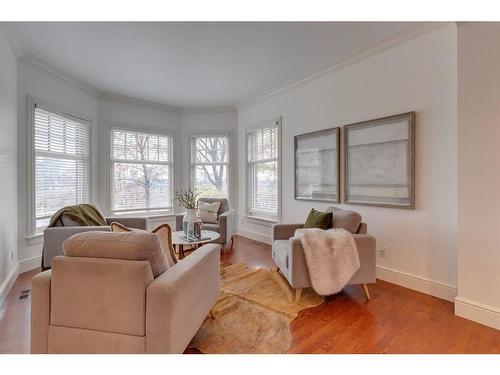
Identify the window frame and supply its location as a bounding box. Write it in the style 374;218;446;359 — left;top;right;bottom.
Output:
189;132;232;203
108;125;175;216
27;97;93;237
245;117;282;222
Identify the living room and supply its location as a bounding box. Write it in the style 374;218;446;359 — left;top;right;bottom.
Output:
1;0;499;370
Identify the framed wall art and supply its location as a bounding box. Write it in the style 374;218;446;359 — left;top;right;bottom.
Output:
294;127;340;203
344;112;415;209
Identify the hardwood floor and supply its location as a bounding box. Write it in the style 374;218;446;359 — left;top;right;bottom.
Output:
1;235;499;354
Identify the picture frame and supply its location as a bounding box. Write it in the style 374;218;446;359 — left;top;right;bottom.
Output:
344;112;415;209
294;127;340;203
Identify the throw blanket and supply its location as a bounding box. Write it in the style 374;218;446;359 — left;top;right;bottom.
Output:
295;228;360;295
48;204;107;228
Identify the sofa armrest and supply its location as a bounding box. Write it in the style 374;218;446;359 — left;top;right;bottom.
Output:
145;243;220;353
272;223;304;242
105;217;147;230
43;226;111;268
218;210;235;245
350;234;376;284
175;213;184;231
31;270;52;353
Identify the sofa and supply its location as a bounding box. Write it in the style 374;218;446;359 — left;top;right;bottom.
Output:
271;207;376;301
176;198;235;249
31;230;220;354
42;216;147;269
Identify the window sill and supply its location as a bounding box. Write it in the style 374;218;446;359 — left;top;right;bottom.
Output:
244;215;279;226
25;233;43;246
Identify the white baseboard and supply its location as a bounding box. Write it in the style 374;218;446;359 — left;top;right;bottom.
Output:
19;255;42;273
455;297;500;331
235;228;271;245
376;265;457;302
0;264;19;306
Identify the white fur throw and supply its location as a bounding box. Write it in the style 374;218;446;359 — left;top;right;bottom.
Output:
295;228;360;296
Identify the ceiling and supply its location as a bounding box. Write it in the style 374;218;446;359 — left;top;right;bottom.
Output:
10;22;421;108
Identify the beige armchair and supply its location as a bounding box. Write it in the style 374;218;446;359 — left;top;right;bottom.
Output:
272;207;376;301
42;217;147;269
31;231;220;354
176;198;235;249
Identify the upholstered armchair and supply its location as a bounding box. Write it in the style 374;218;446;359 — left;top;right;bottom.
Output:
271;207;376;302
42;216;147;269
31;231;220;354
176;198;235;249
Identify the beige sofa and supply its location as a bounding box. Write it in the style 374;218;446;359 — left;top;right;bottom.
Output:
42;217;148;269
272;207;376;301
31;231;220;354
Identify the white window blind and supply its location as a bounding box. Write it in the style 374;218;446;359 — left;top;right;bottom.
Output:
191;135;229;199
246;122;280;219
111;128;173;214
33;105;90;234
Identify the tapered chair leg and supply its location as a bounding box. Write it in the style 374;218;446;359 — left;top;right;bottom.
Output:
294;288;303;304
362;284;371;300
230;236;234;251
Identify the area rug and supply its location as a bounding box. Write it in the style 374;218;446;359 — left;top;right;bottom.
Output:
188;263;324;353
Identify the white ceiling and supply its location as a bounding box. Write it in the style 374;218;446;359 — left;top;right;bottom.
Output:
11;22;421;108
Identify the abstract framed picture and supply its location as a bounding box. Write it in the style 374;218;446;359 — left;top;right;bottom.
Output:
294;127;340;203
344;112;415;209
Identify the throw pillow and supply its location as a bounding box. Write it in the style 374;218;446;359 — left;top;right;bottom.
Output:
197;201;221;223
303;208;333;230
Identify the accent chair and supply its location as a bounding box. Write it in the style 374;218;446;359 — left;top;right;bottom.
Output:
271;207;376;302
176;197;235;250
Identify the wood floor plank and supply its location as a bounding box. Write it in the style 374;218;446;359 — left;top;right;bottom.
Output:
1;235;499;353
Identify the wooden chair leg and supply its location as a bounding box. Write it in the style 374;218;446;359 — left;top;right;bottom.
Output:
294;288;303;304
362;283;371;300
230;235;234;251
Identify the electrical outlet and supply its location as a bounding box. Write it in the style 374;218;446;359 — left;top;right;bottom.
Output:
377;247;386;258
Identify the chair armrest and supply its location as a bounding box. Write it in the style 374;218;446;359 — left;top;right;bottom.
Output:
43;226;111;268
175;214;184;231
272;223;304;242
218;210;235;244
31;270;52;353
350;234;376;284
106;217;147;230
145;243;220;353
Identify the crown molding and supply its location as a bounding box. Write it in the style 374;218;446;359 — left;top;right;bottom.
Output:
0;22;27;59
99;91;182;114
236;22;452;111
21;55;101;97
181;106;236;114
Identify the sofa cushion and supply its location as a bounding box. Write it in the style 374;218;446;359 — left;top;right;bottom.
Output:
303;209;332;230
63;231;168;277
329;207;362;234
198;198;228;215
197;201;221;223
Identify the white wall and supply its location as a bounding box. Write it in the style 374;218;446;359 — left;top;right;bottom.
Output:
17;60;99;266
0;29;19;301
455;22;500;330
237;24;458;300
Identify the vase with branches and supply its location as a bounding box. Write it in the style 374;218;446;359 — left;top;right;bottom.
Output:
175;187;201;238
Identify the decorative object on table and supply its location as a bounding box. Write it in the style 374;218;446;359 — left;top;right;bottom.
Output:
294;127;340;203
188;263;323;354
344;112;415;209
175;186;201;237
175;198;235;250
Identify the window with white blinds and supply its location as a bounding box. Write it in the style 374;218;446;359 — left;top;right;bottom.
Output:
33;104;90;234
191;135;229;199
246;121;281;220
110;129;173;214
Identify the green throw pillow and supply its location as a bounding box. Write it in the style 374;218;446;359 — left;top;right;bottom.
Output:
303;209;332;230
